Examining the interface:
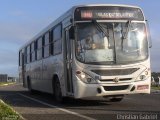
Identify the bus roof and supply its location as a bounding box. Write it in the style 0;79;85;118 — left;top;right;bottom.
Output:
74;4;141;8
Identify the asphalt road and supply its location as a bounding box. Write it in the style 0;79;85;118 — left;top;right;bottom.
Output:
0;84;160;120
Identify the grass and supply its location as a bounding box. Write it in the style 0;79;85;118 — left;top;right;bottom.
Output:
0;82;16;86
0;100;22;120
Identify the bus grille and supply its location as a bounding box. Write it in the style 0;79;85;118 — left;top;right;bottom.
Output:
100;78;132;82
103;85;129;91
91;68;139;76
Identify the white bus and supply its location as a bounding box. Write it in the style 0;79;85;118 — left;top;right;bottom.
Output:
19;4;152;102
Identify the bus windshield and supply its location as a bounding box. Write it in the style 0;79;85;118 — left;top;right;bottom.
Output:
76;22;148;65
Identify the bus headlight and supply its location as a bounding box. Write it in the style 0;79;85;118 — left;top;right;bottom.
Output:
139;75;146;80
135;70;149;82
76;71;97;84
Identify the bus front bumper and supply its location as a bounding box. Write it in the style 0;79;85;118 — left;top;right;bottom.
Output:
74;77;151;98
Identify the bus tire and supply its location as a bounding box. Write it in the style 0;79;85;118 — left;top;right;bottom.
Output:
27;76;34;94
54;78;63;103
27;76;31;90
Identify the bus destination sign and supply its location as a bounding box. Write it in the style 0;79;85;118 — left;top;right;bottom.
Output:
81;10;135;19
74;6;144;21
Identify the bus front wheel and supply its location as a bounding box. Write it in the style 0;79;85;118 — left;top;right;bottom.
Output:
54;78;63;103
27;76;35;94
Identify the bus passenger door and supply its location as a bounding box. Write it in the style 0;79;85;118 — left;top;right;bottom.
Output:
64;28;73;95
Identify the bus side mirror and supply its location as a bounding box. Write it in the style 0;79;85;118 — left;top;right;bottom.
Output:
69;26;75;40
146;20;152;48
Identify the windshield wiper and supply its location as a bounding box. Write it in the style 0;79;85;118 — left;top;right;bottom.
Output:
124;20;131;39
92;20;109;40
121;20;132;50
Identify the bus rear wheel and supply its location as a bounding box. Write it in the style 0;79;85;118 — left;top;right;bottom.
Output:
54;78;63;103
27;76;31;91
27;76;35;94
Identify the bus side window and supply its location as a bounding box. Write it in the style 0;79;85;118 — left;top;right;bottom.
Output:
37;37;43;60
19;50;22;66
31;42;35;62
35;41;37;60
50;29;54;55
52;24;62;55
26;45;31;63
44;32;50;58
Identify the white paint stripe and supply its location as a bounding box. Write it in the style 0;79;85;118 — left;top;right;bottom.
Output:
18;93;96;120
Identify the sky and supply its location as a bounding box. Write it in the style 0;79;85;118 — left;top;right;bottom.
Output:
0;0;160;77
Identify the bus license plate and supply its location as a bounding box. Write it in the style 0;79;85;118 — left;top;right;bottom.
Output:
137;85;149;90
